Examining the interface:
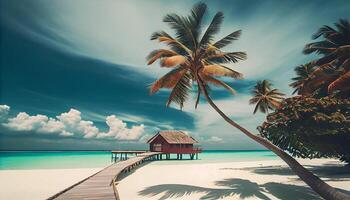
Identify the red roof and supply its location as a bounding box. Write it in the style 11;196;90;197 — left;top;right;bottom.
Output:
147;130;198;144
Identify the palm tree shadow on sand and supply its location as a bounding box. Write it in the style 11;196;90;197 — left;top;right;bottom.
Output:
138;178;323;200
239;162;350;182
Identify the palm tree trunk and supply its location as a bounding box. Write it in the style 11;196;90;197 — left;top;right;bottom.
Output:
197;77;350;200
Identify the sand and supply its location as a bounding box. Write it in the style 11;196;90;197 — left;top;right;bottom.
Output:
0;159;349;200
0;168;102;200
118;159;350;200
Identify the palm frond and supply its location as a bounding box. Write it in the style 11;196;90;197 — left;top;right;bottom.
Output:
303;42;336;55
201;74;236;94
328;71;350;93
249;96;260;104
201;64;243;79
166;71;192;109
206;51;247;64
310;52;337;66
252;100;262;114
150;67;186;94
312;25;337;40
335;19;350;37
151;31;191;55
300;64;337;95
267;98;282;109
199;12;224;47
267;89;285;97
213;30;242;49
340;57;350;71
337;44;350;55
163;13;198;50
195;86;201;109
293;64;315;78
147;49;178;65
160;55;187;67
148;2;248;109
188;2;207;47
249;80;284;114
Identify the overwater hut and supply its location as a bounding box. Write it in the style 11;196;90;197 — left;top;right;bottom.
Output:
147;130;201;159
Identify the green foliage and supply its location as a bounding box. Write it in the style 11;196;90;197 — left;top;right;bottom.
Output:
292;19;350;97
258;96;350;163
259;19;350;163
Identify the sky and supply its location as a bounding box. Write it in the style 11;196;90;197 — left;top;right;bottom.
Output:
0;0;349;150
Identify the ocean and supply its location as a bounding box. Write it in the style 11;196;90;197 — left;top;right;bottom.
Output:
0;150;278;170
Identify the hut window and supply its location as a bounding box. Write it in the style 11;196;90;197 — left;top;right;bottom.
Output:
153;144;162;151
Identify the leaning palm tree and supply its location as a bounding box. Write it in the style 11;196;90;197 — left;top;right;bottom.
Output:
302;19;350;96
289;63;315;95
146;2;350;200
249;80;285;114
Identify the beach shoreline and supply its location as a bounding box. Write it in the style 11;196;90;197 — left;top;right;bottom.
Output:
0;158;349;200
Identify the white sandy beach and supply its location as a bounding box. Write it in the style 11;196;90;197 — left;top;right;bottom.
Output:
0;168;102;200
0;159;349;200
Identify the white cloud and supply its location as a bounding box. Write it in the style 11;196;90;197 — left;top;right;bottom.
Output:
206;136;223;143
5;112;52;132
0;105;10;121
97;115;144;140
57;109;99;138
1;105;145;141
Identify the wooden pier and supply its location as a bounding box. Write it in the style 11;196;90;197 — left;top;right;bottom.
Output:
50;151;161;200
111;150;147;161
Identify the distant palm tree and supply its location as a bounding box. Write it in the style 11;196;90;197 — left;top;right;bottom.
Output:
249;80;284;114
289;63;315;95
146;2;350;200
302;19;350;95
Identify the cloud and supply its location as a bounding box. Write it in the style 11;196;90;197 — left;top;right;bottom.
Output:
1;105;145;140
0;105;10;121
56;109;99;138
4;112;68;136
96;115;144;140
206;136;223;143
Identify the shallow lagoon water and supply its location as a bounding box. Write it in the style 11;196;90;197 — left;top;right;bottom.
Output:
0;150;278;170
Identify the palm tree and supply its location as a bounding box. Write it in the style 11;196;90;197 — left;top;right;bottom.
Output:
302;19;350;96
249;80;285;114
290;63;315;95
146;2;350;200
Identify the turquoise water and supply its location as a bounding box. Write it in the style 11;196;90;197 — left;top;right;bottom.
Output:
0;150;277;170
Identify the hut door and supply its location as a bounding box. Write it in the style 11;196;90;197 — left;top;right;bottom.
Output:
153;144;162;151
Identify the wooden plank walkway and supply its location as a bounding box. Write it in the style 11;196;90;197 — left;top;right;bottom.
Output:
49;152;161;200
